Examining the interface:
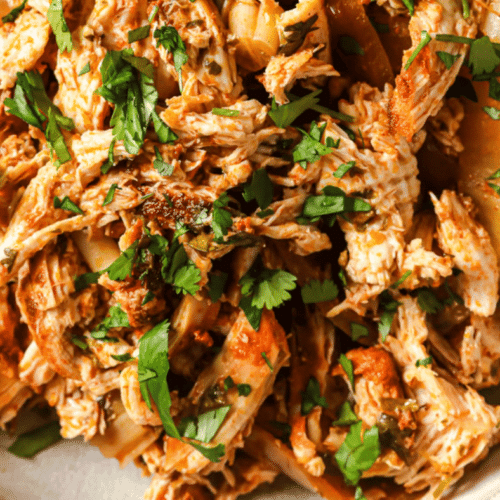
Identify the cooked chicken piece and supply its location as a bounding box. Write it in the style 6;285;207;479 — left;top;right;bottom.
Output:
0;285;20;378
384;297;500;497
18;340;56;391
257;48;339;104
0;8;50;90
82;366;122;396
160;309;290;476
288;308;335;476
53;28;109;133
15;238;99;381
431;190;499;316
389;0;476;141
150;0;239;97
0;372;32;429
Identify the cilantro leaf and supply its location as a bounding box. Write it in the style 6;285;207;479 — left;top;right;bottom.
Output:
416;288;443;314
103;183;121;206
242;169;274;210
339;36;365;56
208;272;228;303
257;209;274;218
106;240;139;281
2;0;27;23
437;51;460;70
268;89;321;128
4;71;74;165
91;303;130;340
488;182;500;195
401;0;414;15
301;279;338;304
211;108;240;116
469;36;500;76
334;161;355;179
416;356;433;367
339;354;354;386
237;383;252;397
404;30;431;71
74;271;101;291
111;353;134;362
211;192;232;243
332;401;359;426
287;91;355;123
355;487;368;500
489;78;500;101
335;421;381;485
96;49;169;158
171;263;202;295
154;26;188;91
301;185;371;222
293;121;334;169
301;376;328;415
278;14;318;57
350;322;369;341
378;291;400;342
53;196;84;214
78;62;91;76
7;421;62;458
179;406;231;443
142;290;155;305
47;0;73;52
484;106;500;119
128;25;151;43
153;146;174;176
224;376;235;390
71;336;88;350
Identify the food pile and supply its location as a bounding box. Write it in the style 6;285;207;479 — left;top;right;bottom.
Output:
1;0;500;498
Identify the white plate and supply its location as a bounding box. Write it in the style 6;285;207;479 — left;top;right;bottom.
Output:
1;428;500;500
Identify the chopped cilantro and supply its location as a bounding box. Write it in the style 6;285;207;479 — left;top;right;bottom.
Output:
4;71;74;165
416;356;433;367
469;36;500;76
96;49;171;161
437;51;460;70
378;291;400;342
257;208;274;218
434;34;473;45
179;406;231;443
71;336;88;350
102;183;121;206
350;323;369;341
7;421;62;458
339;36;365;56
335;421;381;485
53;196;84;214
128;25;151;43
224;376;234;390
148;5;159;23
488;182;500;195
154;26;188;91
287;91;355;123
278;14;318;57
237;384;252;397
47;0;73;52
153;146;174;176
1;0;27;23
462;0;470;18
74;271;101;291
239;257;297;330
489;78;500;101
78;62;91;76
269;420;292;442
301;376;328;415
338;269;347;287
242;169;274;210
391;270;411;289
211;108;240;117
293;121;334;169
211;192;232;243
339;354;354;386
334;161;355;179
332;401;359;426
91;303;130;341
355;487;368;500
369;17;389;33
208;272;228;303
261;352;273;371
416;288;443;314
141;290;155;305
107;240;139;281
268;89;321;128
404;31;431;71
301;279;338;304
111;353;134;362
484;106;500;119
